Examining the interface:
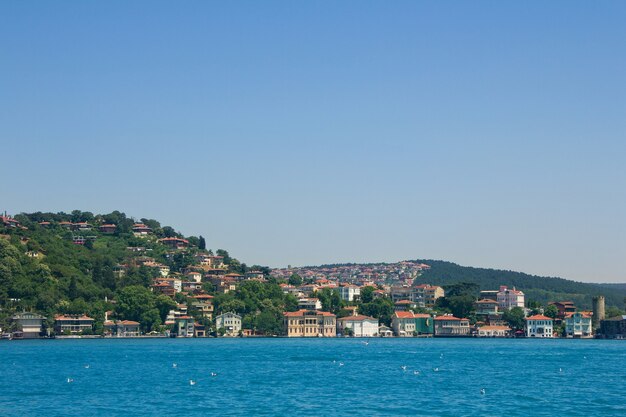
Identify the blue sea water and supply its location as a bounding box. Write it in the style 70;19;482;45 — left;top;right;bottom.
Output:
0;338;624;416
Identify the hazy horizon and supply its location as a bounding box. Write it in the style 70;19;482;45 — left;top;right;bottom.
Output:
2;2;625;283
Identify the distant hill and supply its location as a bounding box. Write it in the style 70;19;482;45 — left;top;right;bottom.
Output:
597;283;626;291
415;259;626;309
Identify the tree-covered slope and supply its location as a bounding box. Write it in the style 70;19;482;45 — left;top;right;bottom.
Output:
0;210;254;331
415;259;626;309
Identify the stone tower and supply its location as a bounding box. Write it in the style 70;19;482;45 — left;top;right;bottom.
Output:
592;296;605;330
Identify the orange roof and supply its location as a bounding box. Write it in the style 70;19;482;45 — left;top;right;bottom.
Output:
337;315;376;321
525;314;552;321
283;310;335;317
434;315;465;321
394;311;431;319
193;294;214;299
120;320;140;325
395;300;414;305
564;312;592;319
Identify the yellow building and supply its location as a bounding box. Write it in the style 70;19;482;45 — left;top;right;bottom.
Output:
283;310;336;337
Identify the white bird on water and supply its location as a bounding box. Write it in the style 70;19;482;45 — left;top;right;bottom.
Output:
433;367;439;372
84;364;90;369
480;388;486;395
339;362;344;367
413;371;420;375
401;365;407;371
362;341;369;346
67;378;74;383
210;372;218;377
559;368;563;373
189;380;196;386
172;363;177;368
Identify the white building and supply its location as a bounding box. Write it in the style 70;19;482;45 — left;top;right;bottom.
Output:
215;312;242;336
525;314;554;338
338;285;360;302
497;286;525;310
478;325;511;337
298;297;322;310
564;312;592;338
337;315;378;337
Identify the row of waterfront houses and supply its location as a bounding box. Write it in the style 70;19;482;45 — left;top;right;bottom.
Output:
5;309;626;340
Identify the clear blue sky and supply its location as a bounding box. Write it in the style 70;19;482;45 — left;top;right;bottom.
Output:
1;1;625;282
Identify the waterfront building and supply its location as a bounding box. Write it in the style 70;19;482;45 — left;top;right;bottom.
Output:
564;312;592;338
174;316;195;337
283;310;336;337
11;312;46;338
392;311;434;336
478;325;511;337
215;312;242;336
525;314;553;338
599;315;626;339
104;320;141;337
497;286;525;310
54;315;94;335
378;325;393;337
337;315;379;337
434;315;470;337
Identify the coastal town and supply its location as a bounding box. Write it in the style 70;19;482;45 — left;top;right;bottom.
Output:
1;212;626;341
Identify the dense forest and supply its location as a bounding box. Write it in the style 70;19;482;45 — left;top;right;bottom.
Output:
416;259;626;309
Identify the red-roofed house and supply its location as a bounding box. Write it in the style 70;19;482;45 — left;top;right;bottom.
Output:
525;314;554;338
99;224;117;234
158;237;189;249
192;294;214;319
283;310;336;337
54;315;94;335
392;311;434;336
132;223;152;236
564;312;592;338
434;315;470;337
1;215;21;228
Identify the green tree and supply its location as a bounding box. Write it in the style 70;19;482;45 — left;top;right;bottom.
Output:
360;286;375;304
544;304;558;319
255;310;282;335
198;236;206;251
115;286;161;331
360;298;394;326
503;307;526;331
288;273;303;286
